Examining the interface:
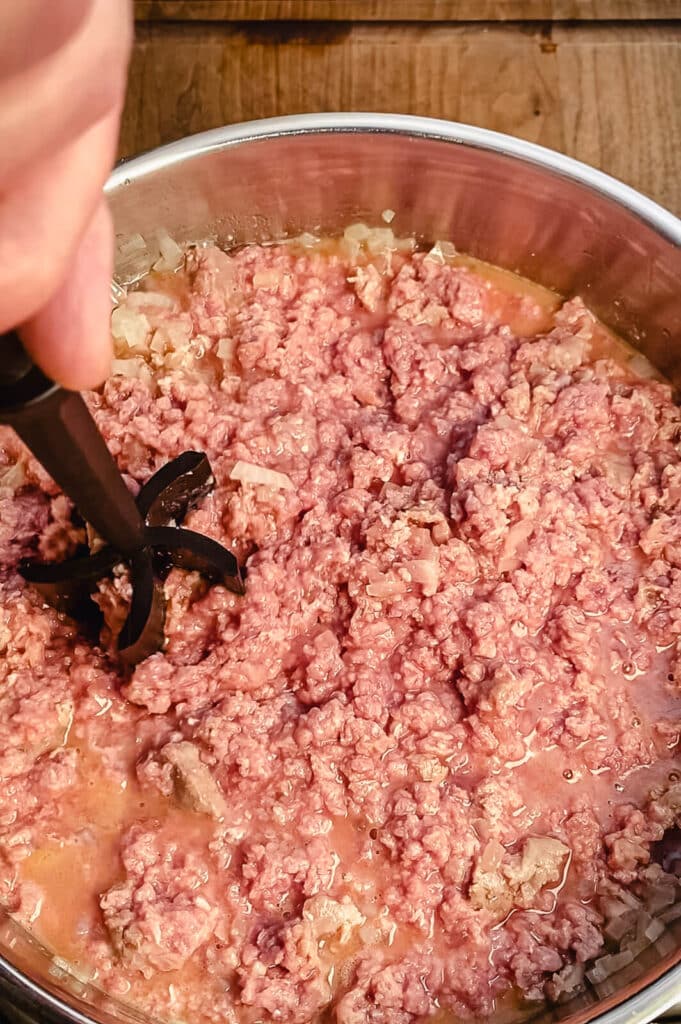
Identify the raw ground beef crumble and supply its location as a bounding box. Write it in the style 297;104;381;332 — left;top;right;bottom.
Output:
0;229;680;1024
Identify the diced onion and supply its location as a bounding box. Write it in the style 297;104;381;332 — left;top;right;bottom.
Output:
217;337;235;363
623;935;652;958
644;917;666;942
479;839;505;872
644;882;676;914
629;352;660;380
499;519;534;571
229;461;294;491
303;895;364;943
0;461;26;492
119;233;147;258
125;291;176;311
426;240;457;264
110;280;126;306
406;558;440;596
344;223;372;243
661;902;681;924
50;956;94;985
366;228;396;254
366;577;407;599
153;230;184;272
359;921;384;944
111;307;150;350
654;929;678;957
600;897;631;920
612;888;642;911
340;222;416;260
110;358;152;383
296;232;321;248
253;270;279;289
586;949;634;985
604;909;637;942
634;910;654;940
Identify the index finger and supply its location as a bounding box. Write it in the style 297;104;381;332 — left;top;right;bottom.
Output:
0;0;132;185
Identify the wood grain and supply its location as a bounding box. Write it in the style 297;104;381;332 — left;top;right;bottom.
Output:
120;22;681;214
134;1;681;20
556;25;681;212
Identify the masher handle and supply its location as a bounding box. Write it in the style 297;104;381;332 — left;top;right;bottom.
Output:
0;331;145;556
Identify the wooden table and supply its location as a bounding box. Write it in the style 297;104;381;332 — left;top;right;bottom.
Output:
124;0;681;215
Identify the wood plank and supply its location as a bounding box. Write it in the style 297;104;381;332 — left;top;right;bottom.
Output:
134;1;681;22
555;24;681;215
119;22;681;215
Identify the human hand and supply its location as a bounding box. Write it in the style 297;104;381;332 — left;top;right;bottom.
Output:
0;0;133;390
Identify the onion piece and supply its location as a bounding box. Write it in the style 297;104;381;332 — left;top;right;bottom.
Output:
406;558;440;596
110;357;153;383
230;461;294;491
586;949;634;985
303;894;364;943
0;461;26;492
644;917;666;943
344;223;371;243
644;882;676;914
499;519;534;572
366;228;396;254
604;909;637;942
153;230;184;272
628;352;660;380
611;888;642;911
600;896;632;920
660;902;681;924
50;956;94;985
253;270;279;290
654;929;678;957
366;577;407;600
110;280;126;306
217;337;235;363
125;290;176;312
111;307;150;351
425;240;457;264
119;233;147;258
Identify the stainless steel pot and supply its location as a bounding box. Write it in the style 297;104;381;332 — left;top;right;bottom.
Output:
1;112;680;1024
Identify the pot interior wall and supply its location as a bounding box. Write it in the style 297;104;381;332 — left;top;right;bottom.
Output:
108;128;681;384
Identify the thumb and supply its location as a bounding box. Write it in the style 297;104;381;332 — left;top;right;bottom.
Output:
21;199;114;391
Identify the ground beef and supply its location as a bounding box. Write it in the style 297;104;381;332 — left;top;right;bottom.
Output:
100;825;218;976
0;231;679;1024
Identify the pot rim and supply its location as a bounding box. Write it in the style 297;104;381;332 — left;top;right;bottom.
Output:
106;112;681;247
3;112;680;1024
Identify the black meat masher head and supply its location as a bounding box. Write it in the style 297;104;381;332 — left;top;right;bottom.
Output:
0;331;244;665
